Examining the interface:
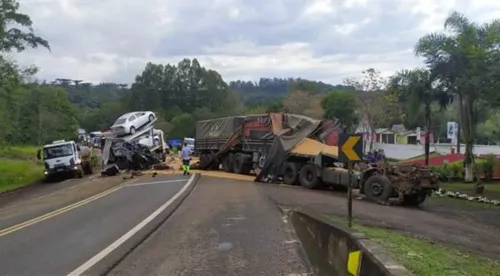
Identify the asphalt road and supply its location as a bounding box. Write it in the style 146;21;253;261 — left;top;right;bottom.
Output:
0;174;191;275
109;176;312;276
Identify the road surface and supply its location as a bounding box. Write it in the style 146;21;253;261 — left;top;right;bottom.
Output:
109;176;312;276
0;174;192;275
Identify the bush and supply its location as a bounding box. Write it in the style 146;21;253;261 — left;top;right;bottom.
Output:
90;155;99;167
449;162;463;179
482;154;496;180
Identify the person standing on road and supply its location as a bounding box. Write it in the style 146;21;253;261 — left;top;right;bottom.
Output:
181;142;191;176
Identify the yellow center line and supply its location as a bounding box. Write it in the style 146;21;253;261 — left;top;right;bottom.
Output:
0;178;138;237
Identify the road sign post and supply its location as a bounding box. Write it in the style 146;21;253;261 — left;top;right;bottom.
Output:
338;134;363;228
347;162;353;227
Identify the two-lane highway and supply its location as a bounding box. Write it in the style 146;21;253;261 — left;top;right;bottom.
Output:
109;176;312;276
0;174;193;275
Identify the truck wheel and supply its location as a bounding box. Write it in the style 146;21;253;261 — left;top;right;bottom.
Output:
402;192;427;206
200;153;210;169
363;175;394;202
76;171;83;178
240;163;252;175
283;162;300;185
223;154;234;173
83;163;93;175
209;153;220;170
233;154;245;174
299;164;322;189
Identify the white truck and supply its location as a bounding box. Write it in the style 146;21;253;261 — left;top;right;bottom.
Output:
137;129;170;160
37;140;86;180
183;137;195;153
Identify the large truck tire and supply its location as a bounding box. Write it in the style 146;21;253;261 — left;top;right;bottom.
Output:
363;175;394;202
83;162;93;175
242;155;253;175
76;170;84;178
223;153;234;173
283;162;300;185
401;192;427;206
299;163;322;189
209;157;220;170
199;153;210;169
233;153;245;174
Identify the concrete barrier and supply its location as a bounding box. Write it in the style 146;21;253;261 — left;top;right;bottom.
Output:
288;208;412;276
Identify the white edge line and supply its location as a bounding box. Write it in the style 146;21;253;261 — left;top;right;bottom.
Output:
67;174;197;276
126;179;187;187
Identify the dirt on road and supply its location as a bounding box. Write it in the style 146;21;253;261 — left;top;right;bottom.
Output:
260;183;500;260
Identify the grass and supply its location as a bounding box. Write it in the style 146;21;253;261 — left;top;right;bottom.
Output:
441;182;500;200
327;216;500;276
430;182;500;209
403;152;442;162
0;145;39;160
0;145;43;193
429;196;500;209
0;158;43;193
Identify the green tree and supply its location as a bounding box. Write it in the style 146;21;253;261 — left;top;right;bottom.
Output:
169;113;196;139
415;11;500;185
344;68;403;150
477;111;500;144
321;90;358;131
390;68;452;166
0;0;50;52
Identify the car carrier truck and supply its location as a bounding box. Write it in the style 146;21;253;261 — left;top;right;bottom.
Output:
195;113;439;206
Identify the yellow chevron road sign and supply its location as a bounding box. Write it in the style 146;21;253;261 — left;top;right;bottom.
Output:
347;250;362;275
339;134;363;162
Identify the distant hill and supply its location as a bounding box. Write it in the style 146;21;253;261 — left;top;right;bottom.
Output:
229;77;354;105
54;77;353;109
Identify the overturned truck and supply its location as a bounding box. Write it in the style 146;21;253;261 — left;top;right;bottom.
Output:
195;113;439;206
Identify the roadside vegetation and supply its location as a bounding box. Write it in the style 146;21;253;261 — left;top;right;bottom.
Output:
356;222;500;276
441;182;500;200
0;146;43;193
328;216;500;276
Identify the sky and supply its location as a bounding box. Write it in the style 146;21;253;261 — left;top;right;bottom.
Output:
12;0;500;85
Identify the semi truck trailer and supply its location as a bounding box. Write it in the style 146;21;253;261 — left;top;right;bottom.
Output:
195;113;439;206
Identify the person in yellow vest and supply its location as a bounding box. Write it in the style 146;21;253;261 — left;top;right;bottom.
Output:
181;142;191;176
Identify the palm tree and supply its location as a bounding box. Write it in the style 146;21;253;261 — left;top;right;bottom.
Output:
389;69;452;166
414;11;500;187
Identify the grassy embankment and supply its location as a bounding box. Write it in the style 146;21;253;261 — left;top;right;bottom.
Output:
327;216;500;276
430;182;500;209
0;146;44;193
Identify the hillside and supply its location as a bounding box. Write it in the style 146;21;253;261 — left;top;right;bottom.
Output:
229;78;354;105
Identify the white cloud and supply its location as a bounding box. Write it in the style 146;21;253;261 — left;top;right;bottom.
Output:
11;0;500;85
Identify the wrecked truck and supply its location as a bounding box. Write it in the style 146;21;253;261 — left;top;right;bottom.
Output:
195;113;439;206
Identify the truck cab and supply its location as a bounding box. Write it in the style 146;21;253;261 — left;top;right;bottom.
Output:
37;140;84;179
